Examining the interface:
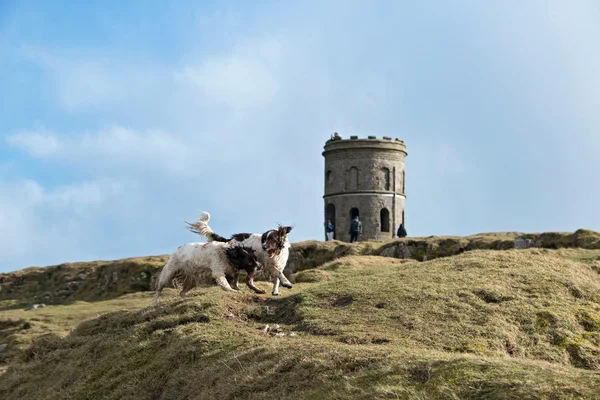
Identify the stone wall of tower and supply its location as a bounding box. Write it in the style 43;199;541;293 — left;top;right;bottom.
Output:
323;136;407;242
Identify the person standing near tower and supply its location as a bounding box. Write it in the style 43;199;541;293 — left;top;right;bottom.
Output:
326;219;335;241
397;223;407;238
349;216;362;243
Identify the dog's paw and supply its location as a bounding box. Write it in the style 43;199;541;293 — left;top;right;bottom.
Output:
282;283;293;289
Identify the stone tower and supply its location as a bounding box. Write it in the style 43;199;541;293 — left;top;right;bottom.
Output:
322;134;407;242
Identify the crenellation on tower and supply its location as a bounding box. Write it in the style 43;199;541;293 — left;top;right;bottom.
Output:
323;134;407;242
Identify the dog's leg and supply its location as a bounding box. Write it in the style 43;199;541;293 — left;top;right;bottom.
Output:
214;275;239;292
275;269;293;289
264;260;292;293
152;260;176;306
230;272;241;291
245;273;266;294
179;278;195;298
153;280;165;306
272;276;281;296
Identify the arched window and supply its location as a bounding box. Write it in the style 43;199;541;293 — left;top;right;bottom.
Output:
348;167;359;190
380;208;390;232
381;167;390;191
326;170;333;184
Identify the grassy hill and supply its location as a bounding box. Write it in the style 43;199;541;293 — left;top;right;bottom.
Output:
1;237;600;398
2;229;600;308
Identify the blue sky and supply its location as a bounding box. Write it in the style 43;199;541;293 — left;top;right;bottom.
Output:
1;1;599;272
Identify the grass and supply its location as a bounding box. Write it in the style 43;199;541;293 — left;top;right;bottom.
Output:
1;248;600;399
0;293;153;374
0;255;168;308
3;229;600;308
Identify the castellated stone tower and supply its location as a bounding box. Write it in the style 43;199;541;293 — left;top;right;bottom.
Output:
323;134;407;242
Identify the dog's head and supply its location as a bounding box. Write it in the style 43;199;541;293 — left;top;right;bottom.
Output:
225;244;262;275
261;225;293;257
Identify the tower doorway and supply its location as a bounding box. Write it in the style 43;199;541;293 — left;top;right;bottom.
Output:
350;207;359;219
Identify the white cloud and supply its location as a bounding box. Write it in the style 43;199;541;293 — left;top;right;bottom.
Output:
20;38;285;116
7;126;194;175
19;46;173;114
174;38;283;110
44;180;124;208
20;47;125;111
0;178;126;270
6;129;62;157
0;179;124;214
58;62;128;111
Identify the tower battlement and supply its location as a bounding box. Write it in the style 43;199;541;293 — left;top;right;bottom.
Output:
327;133;405;142
323;135;407;155
322;132;407;242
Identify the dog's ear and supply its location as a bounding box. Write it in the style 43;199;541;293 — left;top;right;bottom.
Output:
261;230;271;246
276;223;293;235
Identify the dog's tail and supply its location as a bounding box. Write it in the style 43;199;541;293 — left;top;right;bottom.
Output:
185;211;229;242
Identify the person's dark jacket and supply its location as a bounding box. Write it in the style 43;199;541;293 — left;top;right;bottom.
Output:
397;224;407;238
350;219;362;234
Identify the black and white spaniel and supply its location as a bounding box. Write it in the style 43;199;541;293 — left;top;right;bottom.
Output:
152;240;263;306
185;211;293;296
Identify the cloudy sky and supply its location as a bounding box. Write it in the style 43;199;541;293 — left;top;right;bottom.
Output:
1;1;599;272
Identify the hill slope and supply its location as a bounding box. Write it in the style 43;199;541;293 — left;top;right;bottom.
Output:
2;229;600;308
1;248;600;399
